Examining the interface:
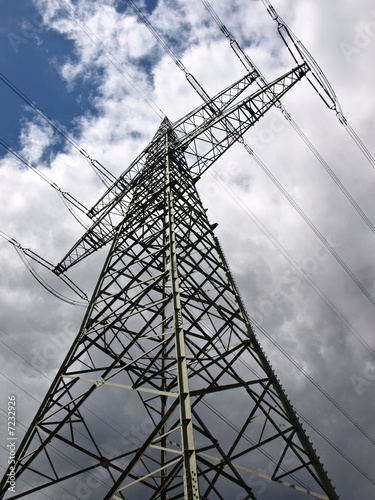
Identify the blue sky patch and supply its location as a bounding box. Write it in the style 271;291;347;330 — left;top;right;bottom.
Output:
0;0;100;160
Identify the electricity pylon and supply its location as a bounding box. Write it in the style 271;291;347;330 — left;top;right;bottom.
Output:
0;64;339;499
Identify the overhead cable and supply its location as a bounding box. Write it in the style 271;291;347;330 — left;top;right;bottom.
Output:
0;230;88;306
0;72;85;154
127;0;375;309
124;0;213;104
245;145;375;308
0;72;117;188
210;170;375;359
201;0;375;235
262;0;375;170
252;318;375;446
0;136;89;228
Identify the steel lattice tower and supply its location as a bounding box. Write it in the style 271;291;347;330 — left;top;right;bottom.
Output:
0;64;340;499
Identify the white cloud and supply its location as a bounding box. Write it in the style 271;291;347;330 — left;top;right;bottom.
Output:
19;118;56;163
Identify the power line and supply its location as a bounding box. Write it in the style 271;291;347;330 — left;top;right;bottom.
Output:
201;0;375;236
126;0;375;309
0;136;89;227
289;118;375;234
0;72;117;188
209;170;375;359
0;71;85;156
247;147;375;307
261;0;375;170
1;71;148;246
252;319;375;447
0;230;88;306
124;0;213;103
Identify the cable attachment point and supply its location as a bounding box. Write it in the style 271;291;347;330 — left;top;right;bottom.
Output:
281;108;292;121
176;60;186;72
263;1;278;20
79;148;90;159
86;156;117;188
336;112;347;125
220;25;230;38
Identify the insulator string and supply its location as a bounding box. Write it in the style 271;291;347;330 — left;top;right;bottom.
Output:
0;136;89;229
262;0;375;170
201;0;375;235
125;0;375;309
0;230;88;306
0;73;117;190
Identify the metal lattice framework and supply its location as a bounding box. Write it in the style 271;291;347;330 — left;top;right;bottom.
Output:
0;63;340;499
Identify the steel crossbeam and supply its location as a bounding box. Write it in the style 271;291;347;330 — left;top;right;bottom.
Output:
54;63;308;275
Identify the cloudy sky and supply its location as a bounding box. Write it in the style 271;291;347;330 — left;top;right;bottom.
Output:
0;0;374;498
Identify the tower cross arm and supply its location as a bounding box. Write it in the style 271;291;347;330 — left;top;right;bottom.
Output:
87;71;259;220
54;63;308;275
178;62;309;178
52;72;260;274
